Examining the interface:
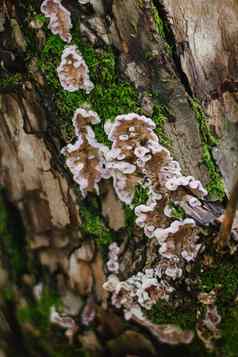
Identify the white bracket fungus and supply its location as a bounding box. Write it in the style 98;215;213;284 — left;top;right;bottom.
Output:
103;113;208;322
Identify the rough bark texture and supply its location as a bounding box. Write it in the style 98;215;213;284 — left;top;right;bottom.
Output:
0;1;238;357
162;0;238;192
0;91;81;246
109;0;209;183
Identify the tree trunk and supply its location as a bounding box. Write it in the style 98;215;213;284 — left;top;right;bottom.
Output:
0;0;238;356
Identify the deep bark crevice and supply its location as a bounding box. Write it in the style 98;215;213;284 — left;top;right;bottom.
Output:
153;0;193;97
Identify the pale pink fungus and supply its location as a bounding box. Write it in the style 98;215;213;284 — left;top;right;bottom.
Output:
61;108;108;196
57;46;94;93
41;0;72;43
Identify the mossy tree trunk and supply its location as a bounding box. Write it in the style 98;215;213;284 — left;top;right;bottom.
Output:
0;1;238;356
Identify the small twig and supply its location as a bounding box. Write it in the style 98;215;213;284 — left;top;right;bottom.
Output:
216;174;238;251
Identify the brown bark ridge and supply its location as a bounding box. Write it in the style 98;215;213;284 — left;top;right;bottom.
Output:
162;0;238;193
0;91;81;248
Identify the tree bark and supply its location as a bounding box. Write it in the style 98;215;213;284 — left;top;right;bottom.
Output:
161;0;238;193
0;1;238;356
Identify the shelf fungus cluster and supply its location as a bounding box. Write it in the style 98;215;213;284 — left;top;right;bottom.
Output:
104;113;207;206
101;113;209;344
62;111;208;337
104;113;159;204
41;0;72;43
61;108;109;196
40;0;220;348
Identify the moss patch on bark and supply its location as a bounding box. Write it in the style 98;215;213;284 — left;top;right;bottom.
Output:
190;99;225;201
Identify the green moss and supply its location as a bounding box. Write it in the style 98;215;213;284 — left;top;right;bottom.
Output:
124;205;136;239
151;4;172;55
17;287;61;333
148;300;197;329
199;259;238;304
0;73;23;90
190;99;225;201
147;300;207;357
132;185;150;207
147;297;212;356
148;259;238;356
80;205;113;247
220;307;238;357
198;258;238;356
33;14;46;25
202;144;225;201
151;3;166;40
152;103;171;147
0;189;27;280
169;202;186;220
